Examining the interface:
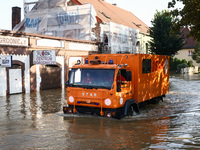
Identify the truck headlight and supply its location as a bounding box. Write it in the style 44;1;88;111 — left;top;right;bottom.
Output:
120;98;123;105
105;98;111;106
69;96;74;103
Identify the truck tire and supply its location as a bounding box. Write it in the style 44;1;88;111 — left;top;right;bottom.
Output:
123;99;139;116
127;105;137;116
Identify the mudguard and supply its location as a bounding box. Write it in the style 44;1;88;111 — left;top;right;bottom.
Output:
123;99;139;116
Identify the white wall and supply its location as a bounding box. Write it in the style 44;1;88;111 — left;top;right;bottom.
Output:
56;56;65;88
0;54;30;96
13;55;30;93
0;68;7;96
181;66;199;74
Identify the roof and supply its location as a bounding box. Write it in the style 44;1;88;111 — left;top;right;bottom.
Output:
72;0;149;34
181;27;197;49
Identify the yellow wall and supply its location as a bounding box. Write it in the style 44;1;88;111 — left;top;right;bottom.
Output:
138;33;151;54
175;49;200;67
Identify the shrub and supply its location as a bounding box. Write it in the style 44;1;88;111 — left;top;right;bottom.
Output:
177;63;188;72
170;57;193;73
187;60;194;67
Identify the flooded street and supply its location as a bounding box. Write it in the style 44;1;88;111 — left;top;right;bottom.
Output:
0;74;200;150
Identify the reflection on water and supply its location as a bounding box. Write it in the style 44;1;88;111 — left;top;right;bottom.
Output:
0;88;67;149
150;74;200;149
61;116;170;150
0;74;200;149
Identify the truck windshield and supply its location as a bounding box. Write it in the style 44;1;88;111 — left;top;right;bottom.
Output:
69;69;115;89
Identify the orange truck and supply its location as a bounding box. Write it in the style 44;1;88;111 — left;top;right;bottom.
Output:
63;54;169;119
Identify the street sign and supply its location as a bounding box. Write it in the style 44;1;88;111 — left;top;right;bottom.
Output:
0;55;13;67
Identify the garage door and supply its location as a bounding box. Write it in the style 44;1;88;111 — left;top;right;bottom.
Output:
9;69;22;94
41;65;61;90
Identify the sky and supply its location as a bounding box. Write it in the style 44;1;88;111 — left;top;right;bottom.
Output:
0;0;183;30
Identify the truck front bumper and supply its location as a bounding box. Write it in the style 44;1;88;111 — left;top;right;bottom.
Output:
63;105;123;119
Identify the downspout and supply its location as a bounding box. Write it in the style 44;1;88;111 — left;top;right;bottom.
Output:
90;4;92;41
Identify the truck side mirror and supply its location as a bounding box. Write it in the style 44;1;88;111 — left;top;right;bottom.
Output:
65;81;69;87
126;71;132;81
117;85;121;92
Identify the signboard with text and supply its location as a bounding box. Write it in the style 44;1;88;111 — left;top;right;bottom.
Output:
33;50;56;65
0;55;12;67
0;35;28;47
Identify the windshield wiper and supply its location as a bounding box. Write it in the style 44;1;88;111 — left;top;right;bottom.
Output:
81;85;94;89
95;86;110;89
70;85;110;89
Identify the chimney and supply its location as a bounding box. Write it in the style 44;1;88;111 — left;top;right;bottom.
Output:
12;7;21;30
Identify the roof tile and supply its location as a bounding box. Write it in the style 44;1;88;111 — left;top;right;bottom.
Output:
74;0;149;34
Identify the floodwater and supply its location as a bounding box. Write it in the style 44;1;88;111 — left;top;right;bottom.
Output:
0;74;200;150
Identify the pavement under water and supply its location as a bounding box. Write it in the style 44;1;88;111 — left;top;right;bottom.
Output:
0;74;200;149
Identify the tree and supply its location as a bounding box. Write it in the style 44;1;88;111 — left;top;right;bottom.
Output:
148;10;183;56
177;63;188;72
187;60;194;67
170;57;190;71
168;0;200;42
192;43;200;63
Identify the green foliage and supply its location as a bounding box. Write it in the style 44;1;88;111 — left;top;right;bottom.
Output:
181;59;187;64
149;10;183;56
168;0;200;42
187;60;194;67
177;63;188;72
192;43;200;63
170;57;193;72
170;57;181;71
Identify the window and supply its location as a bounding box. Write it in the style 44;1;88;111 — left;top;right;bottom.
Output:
69;68;115;89
117;69;131;92
146;43;149;54
188;50;193;56
142;59;151;74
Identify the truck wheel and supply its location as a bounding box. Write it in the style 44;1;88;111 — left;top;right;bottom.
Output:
127;105;137;116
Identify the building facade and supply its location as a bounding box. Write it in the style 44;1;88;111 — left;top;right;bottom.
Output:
15;0;151;54
0;30;98;96
0;0;153;96
175;27;199;67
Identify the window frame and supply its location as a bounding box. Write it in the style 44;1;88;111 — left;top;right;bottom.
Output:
142;59;151;74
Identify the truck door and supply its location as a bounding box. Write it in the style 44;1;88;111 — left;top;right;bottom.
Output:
117;69;132;100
